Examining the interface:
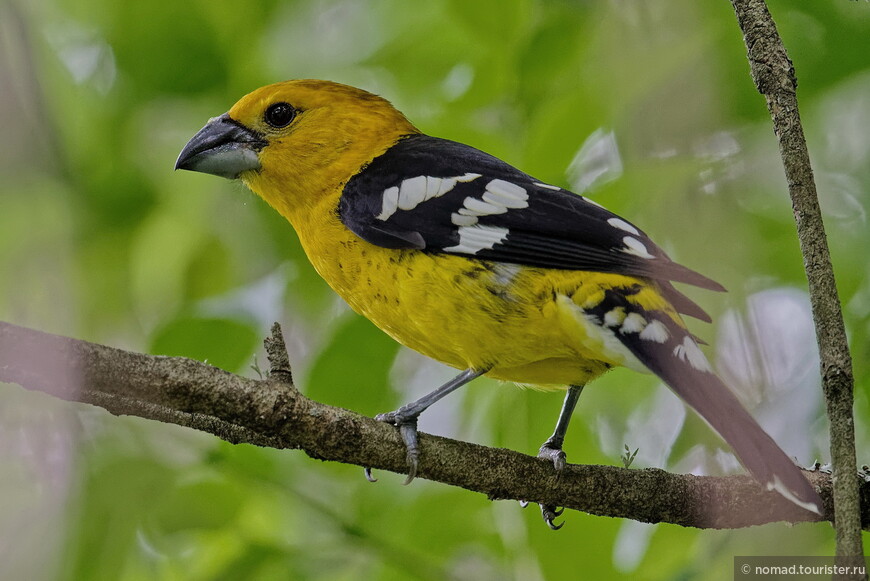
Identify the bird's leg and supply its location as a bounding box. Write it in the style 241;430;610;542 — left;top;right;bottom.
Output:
368;367;488;485
538;384;584;469
536;384;584;529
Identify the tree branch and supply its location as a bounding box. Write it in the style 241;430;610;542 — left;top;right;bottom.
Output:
1;320;866;530
729;0;863;560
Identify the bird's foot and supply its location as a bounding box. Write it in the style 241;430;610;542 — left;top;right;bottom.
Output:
538;443;567;472
365;409;420;485
536;442;568;530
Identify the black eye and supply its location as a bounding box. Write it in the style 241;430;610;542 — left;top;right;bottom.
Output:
264;102;296;128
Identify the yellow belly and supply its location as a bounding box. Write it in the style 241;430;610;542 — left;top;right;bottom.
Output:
293;209;673;389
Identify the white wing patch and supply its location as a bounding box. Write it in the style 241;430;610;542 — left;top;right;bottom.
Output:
376;172;481;221
376;186;400;222
397;175;427;210
483;179;529;208
603;307;626;328
620;313;647;334
673;336;712;373
452;179;529;226
638;319;669;343
460;196;509;216
450;212;479;226
580;196;605;209
622;236;655;259
607;217;639;236
443;224;509;254
612;310;669;343
558;297;647;373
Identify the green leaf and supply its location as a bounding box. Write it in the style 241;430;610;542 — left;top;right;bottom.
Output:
622;444;639;469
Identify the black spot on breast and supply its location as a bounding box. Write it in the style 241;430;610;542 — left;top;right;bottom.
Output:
477;303;506;323
464;267;487;280
390;251;412;265
485;284;514;302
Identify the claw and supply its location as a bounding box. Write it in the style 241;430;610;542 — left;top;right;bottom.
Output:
537;445;568;528
367;369;486;485
518;500;530;508
546;519;564;531
399;421;419;484
534;385;583;530
371;410;421;484
364;467;378;482
541;504;565;530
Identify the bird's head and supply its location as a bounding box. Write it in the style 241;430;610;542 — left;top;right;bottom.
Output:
176;80;418;218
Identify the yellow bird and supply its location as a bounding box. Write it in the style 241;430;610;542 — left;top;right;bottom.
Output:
176;79;822;526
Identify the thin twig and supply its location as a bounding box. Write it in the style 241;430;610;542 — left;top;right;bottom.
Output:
729;0;862;562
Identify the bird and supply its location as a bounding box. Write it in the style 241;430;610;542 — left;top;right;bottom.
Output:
175;79;823;526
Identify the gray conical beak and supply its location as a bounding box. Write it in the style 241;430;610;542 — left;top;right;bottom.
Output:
175;114;266;179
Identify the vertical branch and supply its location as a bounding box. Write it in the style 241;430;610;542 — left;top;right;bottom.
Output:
729;0;862;561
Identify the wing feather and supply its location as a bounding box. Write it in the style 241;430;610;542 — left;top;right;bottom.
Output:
341;134;724;318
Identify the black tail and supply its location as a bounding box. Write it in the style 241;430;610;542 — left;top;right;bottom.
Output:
589;288;823;514
654;358;822;514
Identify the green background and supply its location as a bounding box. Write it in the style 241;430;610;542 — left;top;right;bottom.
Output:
2;0;869;579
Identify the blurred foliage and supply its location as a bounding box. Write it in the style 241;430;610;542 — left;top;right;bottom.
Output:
1;0;869;579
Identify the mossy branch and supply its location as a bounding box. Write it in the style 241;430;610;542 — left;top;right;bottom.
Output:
2;320;865;530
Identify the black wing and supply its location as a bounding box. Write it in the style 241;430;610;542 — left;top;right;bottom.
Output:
340;134;723;319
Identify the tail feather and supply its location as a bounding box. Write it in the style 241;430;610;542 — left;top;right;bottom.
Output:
655;361;822;514
586;288;823;514
657;280;712;323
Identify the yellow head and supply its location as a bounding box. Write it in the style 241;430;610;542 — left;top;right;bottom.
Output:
176;80;418;221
